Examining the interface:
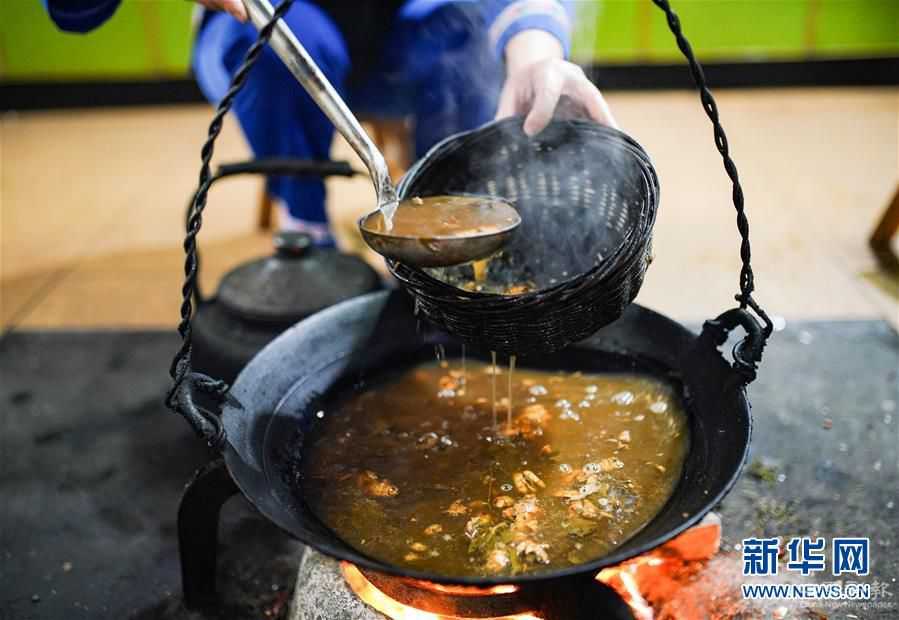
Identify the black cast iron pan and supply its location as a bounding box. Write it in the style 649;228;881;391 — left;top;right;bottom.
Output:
214;288;762;586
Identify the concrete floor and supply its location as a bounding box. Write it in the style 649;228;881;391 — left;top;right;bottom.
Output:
2;87;898;330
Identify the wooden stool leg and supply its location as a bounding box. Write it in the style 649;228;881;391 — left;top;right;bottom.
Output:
257;187;275;231
870;186;899;273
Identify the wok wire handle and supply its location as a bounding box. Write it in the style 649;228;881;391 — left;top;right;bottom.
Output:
652;0;774;380
167;0;296;448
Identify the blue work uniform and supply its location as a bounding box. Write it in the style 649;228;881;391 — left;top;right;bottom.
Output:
44;0;572;244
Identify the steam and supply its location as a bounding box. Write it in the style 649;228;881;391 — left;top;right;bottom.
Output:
420;119;645;296
406;2;646;295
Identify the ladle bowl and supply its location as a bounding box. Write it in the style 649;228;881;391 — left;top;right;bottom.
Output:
358;196;521;267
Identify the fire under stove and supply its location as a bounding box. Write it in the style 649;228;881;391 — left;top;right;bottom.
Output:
287;511;721;620
289;548;636;620
179;459;723;620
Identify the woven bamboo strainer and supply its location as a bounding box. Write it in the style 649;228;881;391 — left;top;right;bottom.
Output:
389;118;659;356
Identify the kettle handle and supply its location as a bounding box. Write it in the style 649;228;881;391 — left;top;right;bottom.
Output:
186;157;357;306
168;0;296;448
215;158;356;179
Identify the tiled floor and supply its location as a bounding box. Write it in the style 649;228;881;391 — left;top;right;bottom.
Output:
2;87;897;331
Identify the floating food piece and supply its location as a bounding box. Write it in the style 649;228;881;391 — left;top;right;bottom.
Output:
618;430;631;443
504;495;542;521
493;495;515;509
485;548;511;572
515;540;550;564
523;470;545;489
528;385;548;396
569;498;602;520
410;542;428;552
465;514;493;539
512;472;530;494
517;403;550;431
411;196;424;205
357;470;399;497
424;524;443;536
446;500;469;516
417;432;439;449
599;457;624;472
554;475;609;501
512;471;544;494
404;552;420;562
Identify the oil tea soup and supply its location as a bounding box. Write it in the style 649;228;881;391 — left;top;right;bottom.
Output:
302;359;688;578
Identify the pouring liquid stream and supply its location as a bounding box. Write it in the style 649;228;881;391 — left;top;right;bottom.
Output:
507;355;516;432
491;351;498;429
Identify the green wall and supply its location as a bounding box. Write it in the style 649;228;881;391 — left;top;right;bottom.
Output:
1;0;897;81
571;0;899;62
0;0;195;79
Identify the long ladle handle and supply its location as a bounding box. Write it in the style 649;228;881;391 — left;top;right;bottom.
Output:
242;0;397;207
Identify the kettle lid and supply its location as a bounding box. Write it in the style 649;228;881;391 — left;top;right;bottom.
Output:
216;232;380;324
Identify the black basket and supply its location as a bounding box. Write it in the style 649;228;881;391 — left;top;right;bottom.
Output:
389;117;659;356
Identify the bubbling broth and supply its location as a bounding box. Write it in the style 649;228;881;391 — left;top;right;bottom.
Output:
302;360;688;578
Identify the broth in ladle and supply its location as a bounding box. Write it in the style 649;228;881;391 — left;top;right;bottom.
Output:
302;359;688;578
361;195;518;239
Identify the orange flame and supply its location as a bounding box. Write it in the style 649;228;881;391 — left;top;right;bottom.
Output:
341;563;539;620
597;554;667;620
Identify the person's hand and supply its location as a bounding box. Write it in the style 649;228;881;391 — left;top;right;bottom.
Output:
196;0;247;22
496;30;617;136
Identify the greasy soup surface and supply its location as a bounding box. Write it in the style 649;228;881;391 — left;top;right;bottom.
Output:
302;360;688;578
361;196;518;239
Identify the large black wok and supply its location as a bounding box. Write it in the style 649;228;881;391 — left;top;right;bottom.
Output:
217;289;762;588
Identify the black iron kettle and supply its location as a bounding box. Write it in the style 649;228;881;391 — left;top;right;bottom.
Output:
188;159;382;383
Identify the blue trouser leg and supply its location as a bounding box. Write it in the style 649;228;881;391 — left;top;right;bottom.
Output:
192;4;349;243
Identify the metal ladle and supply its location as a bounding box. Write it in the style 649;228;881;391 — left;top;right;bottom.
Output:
243;0;519;267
